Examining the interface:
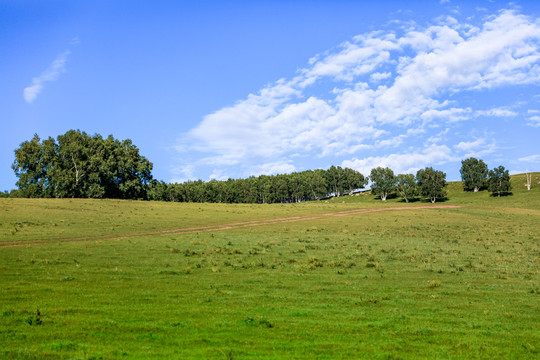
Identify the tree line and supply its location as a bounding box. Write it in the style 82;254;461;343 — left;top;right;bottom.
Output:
365;157;513;204
9;131;515;202
147;166;367;203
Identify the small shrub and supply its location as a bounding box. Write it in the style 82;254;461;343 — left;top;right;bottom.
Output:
26;309;42;326
183;249;197;256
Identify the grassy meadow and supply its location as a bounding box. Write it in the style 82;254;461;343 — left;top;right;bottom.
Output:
0;174;539;359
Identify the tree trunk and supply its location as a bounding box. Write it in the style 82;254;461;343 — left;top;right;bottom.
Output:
71;155;79;186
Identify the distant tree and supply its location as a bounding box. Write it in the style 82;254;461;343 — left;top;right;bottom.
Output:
525;171;532;191
488;166;512;197
460;157;488;192
147;180;169;201
370;167;395;201
342;167;368;195
325;165;343;196
395;174;417;203
273;175;290;203
416;167;447;203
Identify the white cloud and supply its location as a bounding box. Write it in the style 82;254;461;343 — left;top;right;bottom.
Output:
170;164;196;184
527;115;540;127
421;107;472;123
250;161;297;176
23;50;71;103
455;138;485;152
454;137;497;158
177;9;540;179
518;154;540;162
370;72;392;83
342;144;455;176
476;108;518;117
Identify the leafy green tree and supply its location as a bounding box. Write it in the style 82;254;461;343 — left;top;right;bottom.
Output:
272;175;289;203
12;134;56;198
342;167;368;195
488;166;512;197
12;130;153;199
369;167;395;201
395;174;417;203
460;157;488;192
416;167;447;203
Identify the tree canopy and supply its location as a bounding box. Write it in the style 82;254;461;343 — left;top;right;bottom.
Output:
395;174;417;203
369;167;396;201
488;165;512;197
16;131;520;204
460;157;488;192
416;167;447;203
148;166;368;204
12;130;153;199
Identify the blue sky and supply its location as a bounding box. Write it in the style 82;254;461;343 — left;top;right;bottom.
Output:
2;0;540;191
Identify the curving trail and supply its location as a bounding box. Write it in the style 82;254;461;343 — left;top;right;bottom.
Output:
0;205;461;248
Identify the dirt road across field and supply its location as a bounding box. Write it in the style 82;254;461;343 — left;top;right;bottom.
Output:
0;205;461;248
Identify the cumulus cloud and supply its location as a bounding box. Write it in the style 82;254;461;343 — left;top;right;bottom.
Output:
177;9;540;180
250;161;297;176
342;144;455;176
23;51;70;103
454;137;497;158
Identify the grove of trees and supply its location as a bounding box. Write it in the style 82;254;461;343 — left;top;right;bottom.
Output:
147;166;368;204
12;130;153;199
460;157;512;197
10;131;518;203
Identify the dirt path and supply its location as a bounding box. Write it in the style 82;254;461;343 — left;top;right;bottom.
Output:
0;205;461;248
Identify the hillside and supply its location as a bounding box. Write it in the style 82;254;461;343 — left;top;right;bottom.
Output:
0;174;538;359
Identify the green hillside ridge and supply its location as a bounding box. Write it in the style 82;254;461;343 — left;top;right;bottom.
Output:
0;173;538;359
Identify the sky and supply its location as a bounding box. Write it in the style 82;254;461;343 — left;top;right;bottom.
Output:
2;0;540;191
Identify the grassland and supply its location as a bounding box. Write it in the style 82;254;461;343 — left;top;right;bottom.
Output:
0;174;539;359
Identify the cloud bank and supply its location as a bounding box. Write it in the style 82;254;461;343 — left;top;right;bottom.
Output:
176;9;540;180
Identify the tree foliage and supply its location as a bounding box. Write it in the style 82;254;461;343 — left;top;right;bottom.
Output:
460;157;488;192
395;174;417;203
369;167;396;201
12;130;153;199
488;165;512;197
147;167;367;204
416;167;447;203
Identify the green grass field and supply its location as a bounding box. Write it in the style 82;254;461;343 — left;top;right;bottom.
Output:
1;174;539;359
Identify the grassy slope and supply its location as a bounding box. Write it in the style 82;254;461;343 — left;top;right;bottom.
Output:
0;174;538;359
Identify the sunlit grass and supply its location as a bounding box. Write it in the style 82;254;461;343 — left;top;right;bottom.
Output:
0;174;538;358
